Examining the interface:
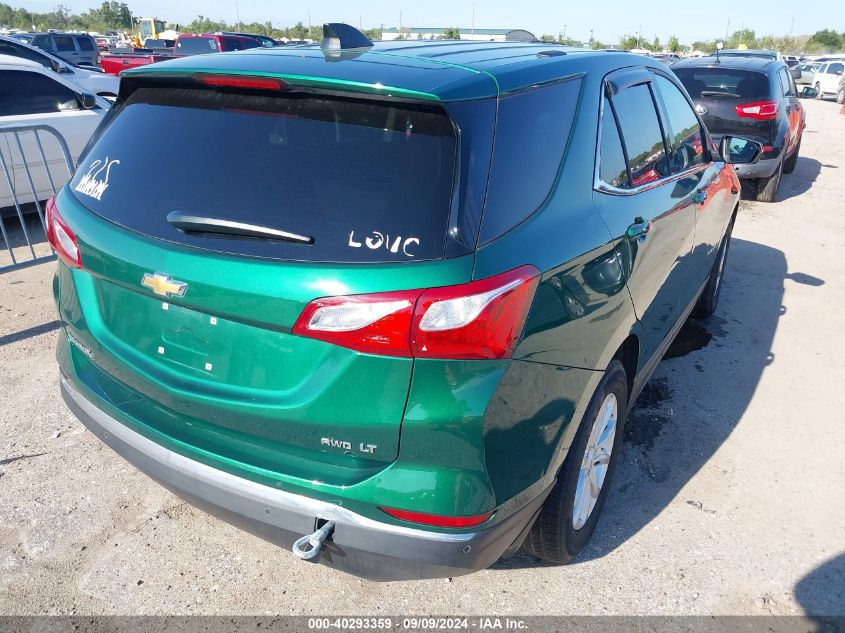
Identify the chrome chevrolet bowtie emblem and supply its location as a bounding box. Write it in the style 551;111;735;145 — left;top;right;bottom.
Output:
141;272;187;298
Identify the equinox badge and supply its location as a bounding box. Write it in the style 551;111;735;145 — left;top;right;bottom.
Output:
141;272;188;298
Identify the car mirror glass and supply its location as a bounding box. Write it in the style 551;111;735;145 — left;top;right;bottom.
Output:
58;98;80;111
801;86;818;98
721;136;761;165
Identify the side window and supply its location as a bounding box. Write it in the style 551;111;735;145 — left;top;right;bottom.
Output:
0;70;78;116
598;97;629;188
54;36;75;52
778;68;795;96
653;75;706;172
31;36;51;51
0;40;51;69
831;63;844;75
76;36;95;52
479;78;582;242
610;83;668;187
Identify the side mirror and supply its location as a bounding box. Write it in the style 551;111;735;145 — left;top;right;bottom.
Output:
801;86;818;98
720;136;762;165
56;63;72;74
80;92;97;109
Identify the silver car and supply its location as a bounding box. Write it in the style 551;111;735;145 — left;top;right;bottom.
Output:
793;62;820;86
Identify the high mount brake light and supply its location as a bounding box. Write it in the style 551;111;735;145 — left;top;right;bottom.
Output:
194;74;289;91
379;506;495;528
292;266;541;360
45;197;83;269
735;100;779;120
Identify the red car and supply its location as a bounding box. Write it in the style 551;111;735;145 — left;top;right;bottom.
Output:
100;33;261;76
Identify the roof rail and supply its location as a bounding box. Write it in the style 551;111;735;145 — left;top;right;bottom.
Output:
321;23;373;51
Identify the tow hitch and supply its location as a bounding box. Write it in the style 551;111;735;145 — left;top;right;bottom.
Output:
292;520;336;560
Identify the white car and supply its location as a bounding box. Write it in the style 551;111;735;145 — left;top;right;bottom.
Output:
1;55;109;210
813;60;845;99
0;35;120;99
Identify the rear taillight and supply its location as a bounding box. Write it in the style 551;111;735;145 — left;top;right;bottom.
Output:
292;265;541;359
379;506;495;528
45;197;82;269
735;100;779;120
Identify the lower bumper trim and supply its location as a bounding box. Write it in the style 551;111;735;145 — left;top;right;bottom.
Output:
60;372;550;580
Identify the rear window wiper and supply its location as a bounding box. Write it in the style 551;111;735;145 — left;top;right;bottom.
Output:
167;211;314;244
699;90;741;98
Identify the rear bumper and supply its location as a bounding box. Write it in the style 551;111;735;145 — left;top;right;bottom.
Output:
60;372;550;580
732;155;782;180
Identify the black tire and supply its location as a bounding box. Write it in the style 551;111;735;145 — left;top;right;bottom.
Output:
837;88;845;105
524;360;628;564
814;82;823;99
755;156;783;203
783;138;800;175
693;214;734;319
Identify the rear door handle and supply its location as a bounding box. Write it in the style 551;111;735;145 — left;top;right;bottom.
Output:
626;217;651;240
692;190;708;204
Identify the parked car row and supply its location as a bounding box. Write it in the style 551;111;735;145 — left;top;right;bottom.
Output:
46;25;773;581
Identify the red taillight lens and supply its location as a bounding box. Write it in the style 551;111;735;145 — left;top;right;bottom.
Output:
292;265;541;360
412;265;540;359
45;197;82;269
379;506;494;528
735;100;779;120
292;289;421;357
195;73;288;91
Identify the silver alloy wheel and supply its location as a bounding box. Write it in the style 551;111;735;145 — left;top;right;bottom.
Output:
572;392;618;530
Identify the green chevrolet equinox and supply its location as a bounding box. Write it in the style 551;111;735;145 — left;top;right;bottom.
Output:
51;25;762;580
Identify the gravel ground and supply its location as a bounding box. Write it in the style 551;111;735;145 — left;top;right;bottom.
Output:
0;99;843;618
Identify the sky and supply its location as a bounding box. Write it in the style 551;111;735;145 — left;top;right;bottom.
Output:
21;0;845;44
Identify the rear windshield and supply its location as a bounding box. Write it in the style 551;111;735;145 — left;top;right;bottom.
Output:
673;68;770;100
70;86;458;262
176;37;221;55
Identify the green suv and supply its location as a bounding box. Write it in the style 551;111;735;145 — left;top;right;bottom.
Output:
52;25;761;579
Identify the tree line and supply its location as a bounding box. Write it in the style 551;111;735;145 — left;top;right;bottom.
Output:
1;2;842;53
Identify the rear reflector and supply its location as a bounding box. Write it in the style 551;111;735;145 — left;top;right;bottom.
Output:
45;197;83;269
195;74;288;91
735;100;778;120
292;265;541;359
379;506;495;528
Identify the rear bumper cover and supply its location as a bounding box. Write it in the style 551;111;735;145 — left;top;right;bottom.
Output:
60;372;549;580
733;155;782;180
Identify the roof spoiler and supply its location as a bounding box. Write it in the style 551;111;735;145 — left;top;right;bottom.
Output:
321;23;373;51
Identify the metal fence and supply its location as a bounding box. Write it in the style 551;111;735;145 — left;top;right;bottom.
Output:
0;124;75;272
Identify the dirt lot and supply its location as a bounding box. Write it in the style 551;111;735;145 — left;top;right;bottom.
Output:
0;99;843;618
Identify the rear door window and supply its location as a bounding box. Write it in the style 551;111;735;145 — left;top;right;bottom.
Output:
598;96;629;188
71;86;458;263
54;36;76;52
0;70;78;115
76;36;95;51
653;75;706;172
479;78;581;243
610;83;669;187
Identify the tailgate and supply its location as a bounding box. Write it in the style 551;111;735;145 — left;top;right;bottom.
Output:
54;77;482;483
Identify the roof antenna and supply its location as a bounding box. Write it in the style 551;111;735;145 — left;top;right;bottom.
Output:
321;22;373;51
715;41;723;64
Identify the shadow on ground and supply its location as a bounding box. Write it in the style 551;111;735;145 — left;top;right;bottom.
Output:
794;552;845;627
496;237;825;570
740;157;825;202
